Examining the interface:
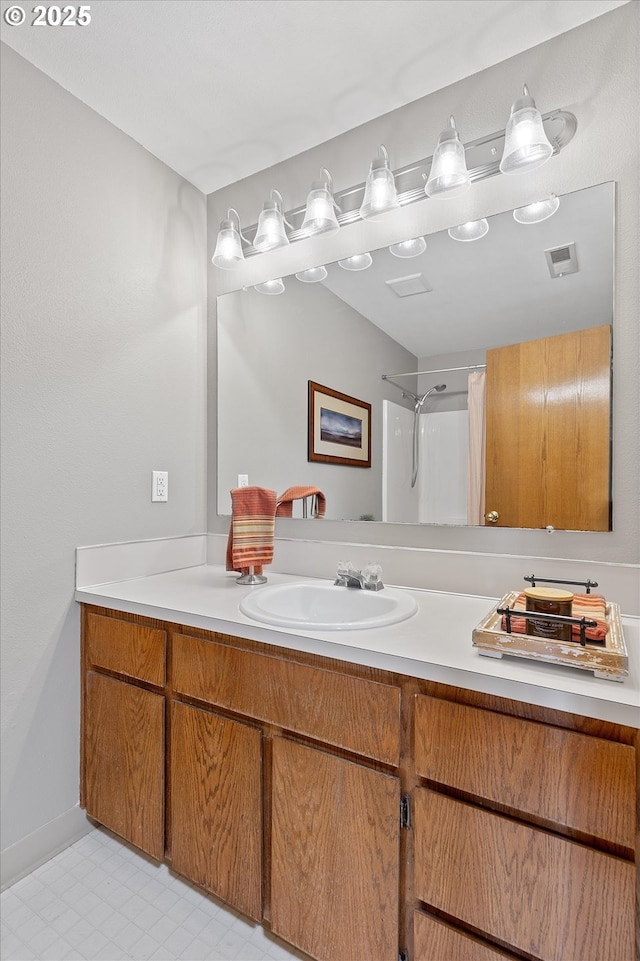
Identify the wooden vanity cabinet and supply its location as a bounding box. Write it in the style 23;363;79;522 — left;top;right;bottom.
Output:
81;605;639;961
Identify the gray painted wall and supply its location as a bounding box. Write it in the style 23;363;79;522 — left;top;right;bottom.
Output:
207;3;639;563
217;282;416;521
0;47;207;851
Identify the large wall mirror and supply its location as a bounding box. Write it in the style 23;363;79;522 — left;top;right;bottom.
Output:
217;181;614;531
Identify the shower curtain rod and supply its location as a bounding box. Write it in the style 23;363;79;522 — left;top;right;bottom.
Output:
382;363;486;380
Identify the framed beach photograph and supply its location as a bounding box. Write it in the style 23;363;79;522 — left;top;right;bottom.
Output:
308;381;371;468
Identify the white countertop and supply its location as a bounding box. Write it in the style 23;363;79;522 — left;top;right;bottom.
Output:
75;564;640;728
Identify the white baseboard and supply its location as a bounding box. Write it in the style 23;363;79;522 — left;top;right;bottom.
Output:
1;805;92;891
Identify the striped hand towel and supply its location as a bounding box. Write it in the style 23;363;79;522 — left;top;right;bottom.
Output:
276;486;326;518
501;592;608;642
226;486;277;575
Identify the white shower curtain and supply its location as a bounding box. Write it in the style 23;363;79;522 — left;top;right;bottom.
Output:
467;370;486;525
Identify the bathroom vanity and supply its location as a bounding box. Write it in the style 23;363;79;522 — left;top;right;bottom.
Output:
77;566;639;961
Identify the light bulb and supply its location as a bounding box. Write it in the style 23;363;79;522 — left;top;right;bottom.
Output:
359;145;400;220
254;278;285;295
212;209;245;268
389;237;427;258
295;266;328;283
500;84;553;174
338;253;373;271
513;195;560;224
425;116;470;198
448;219;490;242
301;169;340;237
253;191;290;251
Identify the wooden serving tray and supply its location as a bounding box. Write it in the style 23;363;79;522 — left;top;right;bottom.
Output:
472;591;628;681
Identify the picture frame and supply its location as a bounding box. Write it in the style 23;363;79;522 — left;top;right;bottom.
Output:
308;381;371;468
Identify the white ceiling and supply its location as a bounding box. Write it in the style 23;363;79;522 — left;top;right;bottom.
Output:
0;0;629;195
319;182;613;358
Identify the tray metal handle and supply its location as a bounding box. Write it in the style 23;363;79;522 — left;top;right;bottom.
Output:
524;574;599;594
497;606;598;647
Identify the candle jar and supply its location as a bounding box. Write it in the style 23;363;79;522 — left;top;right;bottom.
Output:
524;587;574;641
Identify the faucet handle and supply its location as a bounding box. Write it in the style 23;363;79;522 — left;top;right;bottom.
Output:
363;563;384;590
335;560;353;586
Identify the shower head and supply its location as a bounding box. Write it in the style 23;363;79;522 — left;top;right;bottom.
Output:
415;383;446;407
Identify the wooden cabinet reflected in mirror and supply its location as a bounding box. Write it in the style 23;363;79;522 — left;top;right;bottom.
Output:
216;182;614;532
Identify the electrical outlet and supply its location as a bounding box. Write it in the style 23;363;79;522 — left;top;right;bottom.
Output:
237;474;249;488
152;470;168;502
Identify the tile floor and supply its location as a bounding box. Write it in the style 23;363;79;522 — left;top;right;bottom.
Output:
1;827;309;961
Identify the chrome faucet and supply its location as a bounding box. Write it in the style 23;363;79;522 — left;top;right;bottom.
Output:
334;562;384;591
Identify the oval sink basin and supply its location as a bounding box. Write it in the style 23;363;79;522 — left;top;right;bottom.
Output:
239;582;418;631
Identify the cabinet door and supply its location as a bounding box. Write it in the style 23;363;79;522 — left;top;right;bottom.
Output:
84;671;164;859
271;738;400;961
170;701;262;921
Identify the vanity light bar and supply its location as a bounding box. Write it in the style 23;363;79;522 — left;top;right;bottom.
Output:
238;110;576;257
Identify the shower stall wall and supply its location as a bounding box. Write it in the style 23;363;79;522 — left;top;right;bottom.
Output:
382;400;469;525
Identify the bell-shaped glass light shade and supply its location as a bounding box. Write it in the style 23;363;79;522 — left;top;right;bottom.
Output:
448;219;490;242
500;85;553;174
389;236;427;258
254;278;285;295
338;252;373;271
253;201;289;251
295;265;328;283
513;194;560;224
425;117;470;198
301;170;340;237
359;146;400;220
212;211;245;268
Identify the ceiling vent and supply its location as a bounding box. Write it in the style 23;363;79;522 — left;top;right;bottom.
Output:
545;242;578;279
385;273;433;297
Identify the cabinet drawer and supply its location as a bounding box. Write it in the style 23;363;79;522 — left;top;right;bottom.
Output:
414;695;635;847
414;911;515;961
172;634;400;765
414;789;635;961
85;613;166;687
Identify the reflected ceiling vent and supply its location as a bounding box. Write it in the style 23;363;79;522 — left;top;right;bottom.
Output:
545;242;578;278
385;273;433;297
